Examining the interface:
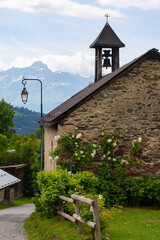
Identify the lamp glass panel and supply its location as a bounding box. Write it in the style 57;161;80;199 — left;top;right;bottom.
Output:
21;88;28;103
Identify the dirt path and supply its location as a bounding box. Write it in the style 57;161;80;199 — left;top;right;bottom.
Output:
0;203;35;240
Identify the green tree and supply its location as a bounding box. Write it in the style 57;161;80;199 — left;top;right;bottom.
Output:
0;98;15;135
36;128;41;139
0;134;8;151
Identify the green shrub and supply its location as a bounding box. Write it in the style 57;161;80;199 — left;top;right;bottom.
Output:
36;131;160;222
98;162;160;208
98;162;128;207
33;167;80;218
73;171;99;194
76;192;121;232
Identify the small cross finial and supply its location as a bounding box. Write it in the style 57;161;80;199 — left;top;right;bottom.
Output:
105;13;110;23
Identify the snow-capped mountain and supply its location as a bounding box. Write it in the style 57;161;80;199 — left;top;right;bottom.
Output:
0;61;93;113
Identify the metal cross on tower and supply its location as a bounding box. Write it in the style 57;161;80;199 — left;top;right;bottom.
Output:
105;13;110;23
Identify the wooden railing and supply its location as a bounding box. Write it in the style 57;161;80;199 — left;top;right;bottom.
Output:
58;193;101;240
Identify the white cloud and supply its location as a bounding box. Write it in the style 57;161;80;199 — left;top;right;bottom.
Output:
0;58;8;71
0;52;95;77
0;0;124;18
41;52;94;76
97;0;160;10
9;56;39;69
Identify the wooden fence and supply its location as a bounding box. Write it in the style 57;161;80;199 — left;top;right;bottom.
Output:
58;193;101;240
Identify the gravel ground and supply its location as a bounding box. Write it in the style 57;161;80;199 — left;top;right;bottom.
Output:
0;204;35;240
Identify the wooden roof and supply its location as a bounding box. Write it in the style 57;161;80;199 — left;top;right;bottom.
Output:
40;48;160;127
0;163;29;169
90;23;125;48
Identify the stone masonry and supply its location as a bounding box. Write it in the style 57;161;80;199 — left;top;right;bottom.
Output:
54;59;160;175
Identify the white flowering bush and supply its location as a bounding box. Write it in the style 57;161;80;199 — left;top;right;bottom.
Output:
50;131;142;170
50;131;100;166
101;132;119;164
129;136;142;157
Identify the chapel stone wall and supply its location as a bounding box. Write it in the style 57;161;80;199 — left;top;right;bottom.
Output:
58;59;160;175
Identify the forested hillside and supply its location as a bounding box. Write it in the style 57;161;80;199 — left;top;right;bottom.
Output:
13;107;41;135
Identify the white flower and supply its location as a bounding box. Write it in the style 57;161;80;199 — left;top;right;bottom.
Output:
68;171;72;175
80;150;84;154
107;151;111;155
103;155;106;158
7;149;15;153
113;142;117;146
93;149;96;154
99;194;103;199
121;159;128;164
75;153;78;156
132;140;136;145
113;158;116;162
54;135;60;141
108;157;111;160
138;137;142;142
76;133;82;139
54;156;59;161
107;139;112;143
93;144;96;148
102;132;104;136
91;151;96;157
72;134;74;138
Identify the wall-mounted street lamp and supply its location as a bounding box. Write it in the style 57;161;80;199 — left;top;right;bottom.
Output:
21;77;43;171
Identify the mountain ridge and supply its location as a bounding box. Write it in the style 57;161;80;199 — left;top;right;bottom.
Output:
0;61;93;113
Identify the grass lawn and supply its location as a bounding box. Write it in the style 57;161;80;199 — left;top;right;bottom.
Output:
0;197;32;210
24;208;160;240
24;212;93;240
107;207;160;240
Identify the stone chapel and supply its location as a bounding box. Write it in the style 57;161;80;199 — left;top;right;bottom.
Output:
40;19;160;175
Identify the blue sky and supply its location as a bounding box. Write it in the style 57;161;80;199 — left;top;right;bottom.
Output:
0;0;159;76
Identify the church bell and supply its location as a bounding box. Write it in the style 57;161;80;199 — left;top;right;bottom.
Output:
102;58;111;69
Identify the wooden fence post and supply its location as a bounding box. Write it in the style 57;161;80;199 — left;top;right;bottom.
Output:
92;198;101;240
74;193;82;234
58;198;64;221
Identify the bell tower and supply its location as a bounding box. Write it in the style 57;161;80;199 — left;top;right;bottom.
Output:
90;15;125;82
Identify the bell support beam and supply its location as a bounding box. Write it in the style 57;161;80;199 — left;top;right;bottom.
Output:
112;48;119;72
95;48;102;82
